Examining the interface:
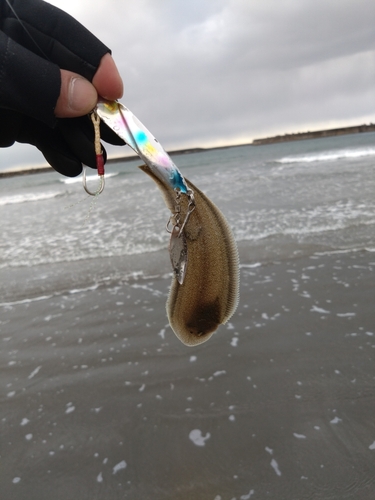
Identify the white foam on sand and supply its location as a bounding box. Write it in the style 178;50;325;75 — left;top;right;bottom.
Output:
270;458;282;476
28;366;42;380
311;305;330;314
240;489;255;499
231;337;239;347
189;429;211;446
330;417;342;424
65;403;75;414
293;433;307;439
112;460;127;474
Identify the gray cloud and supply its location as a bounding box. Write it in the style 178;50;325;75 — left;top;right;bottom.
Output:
1;0;374;171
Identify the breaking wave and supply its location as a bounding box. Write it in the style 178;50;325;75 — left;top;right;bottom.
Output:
0;191;61;206
276;147;375;164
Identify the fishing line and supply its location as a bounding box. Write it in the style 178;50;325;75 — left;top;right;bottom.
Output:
5;0;51;61
64;191;100;225
64;173;103;223
64;192;91;210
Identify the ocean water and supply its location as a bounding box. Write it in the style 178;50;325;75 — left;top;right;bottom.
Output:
1;131;375;276
1;132;375;499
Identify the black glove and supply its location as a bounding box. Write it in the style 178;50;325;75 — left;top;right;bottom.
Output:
0;0;125;176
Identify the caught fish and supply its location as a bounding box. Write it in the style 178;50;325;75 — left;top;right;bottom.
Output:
96;99;240;345
139;164;239;345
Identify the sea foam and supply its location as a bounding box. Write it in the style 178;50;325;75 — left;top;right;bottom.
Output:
0;191;61;206
276;147;375;164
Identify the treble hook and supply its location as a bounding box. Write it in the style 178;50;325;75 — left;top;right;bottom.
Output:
166;189;195;235
82;166;105;196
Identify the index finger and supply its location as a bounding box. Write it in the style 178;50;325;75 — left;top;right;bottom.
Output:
92;54;123;101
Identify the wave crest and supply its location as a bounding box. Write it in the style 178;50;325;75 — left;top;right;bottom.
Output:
0;191;61;206
276;147;375;164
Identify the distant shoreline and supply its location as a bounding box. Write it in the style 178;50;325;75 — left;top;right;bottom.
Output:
252;123;375;145
0;145;236;179
1;123;374;178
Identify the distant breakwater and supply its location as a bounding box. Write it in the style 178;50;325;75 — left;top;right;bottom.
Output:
252;124;375;145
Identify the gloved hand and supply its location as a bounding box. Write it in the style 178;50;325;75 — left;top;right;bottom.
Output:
0;0;125;176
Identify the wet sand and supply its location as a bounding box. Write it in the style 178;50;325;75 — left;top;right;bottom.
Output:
1;250;375;499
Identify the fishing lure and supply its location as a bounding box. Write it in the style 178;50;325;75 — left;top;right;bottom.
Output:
96;99;189;194
96;99;240;345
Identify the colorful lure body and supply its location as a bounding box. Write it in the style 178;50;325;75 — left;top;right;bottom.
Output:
96;99;189;194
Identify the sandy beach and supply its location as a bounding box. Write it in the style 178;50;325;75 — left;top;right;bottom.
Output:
1;248;375;499
2;135;375;498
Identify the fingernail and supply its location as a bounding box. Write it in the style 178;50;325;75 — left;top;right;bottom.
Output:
68;77;97;112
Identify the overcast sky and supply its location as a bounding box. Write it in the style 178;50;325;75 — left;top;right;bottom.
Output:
1;0;374;171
